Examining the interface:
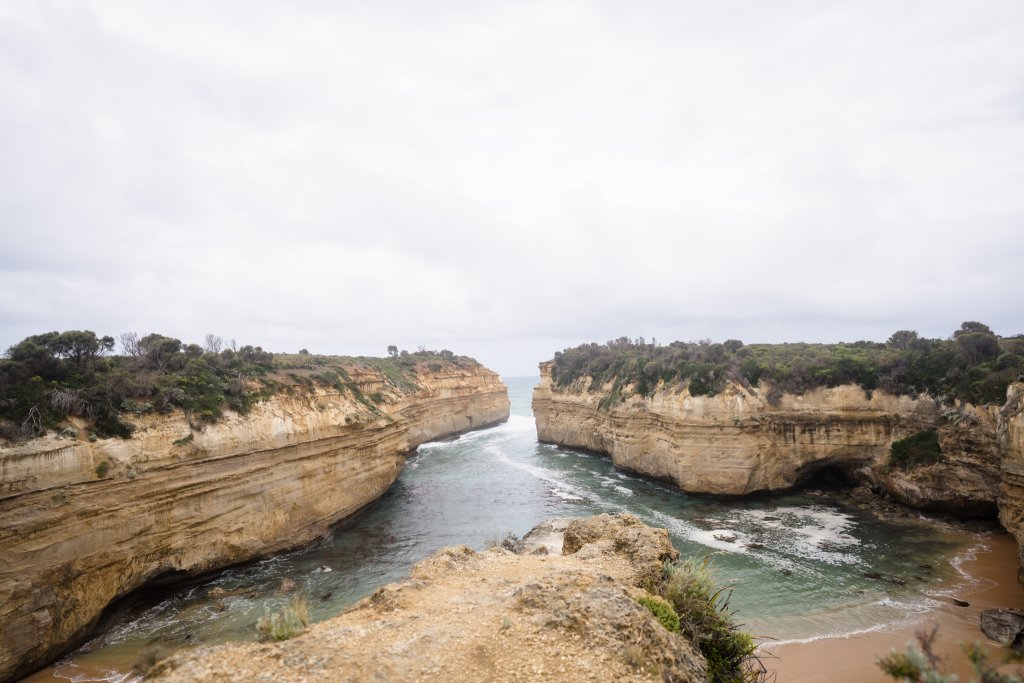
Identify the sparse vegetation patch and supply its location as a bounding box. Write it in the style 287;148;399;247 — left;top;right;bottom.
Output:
0;332;479;441
888;430;943;470
653;557;765;683
256;596;310;642
551;322;1023;407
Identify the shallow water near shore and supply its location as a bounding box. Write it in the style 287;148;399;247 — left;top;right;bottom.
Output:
28;376;992;681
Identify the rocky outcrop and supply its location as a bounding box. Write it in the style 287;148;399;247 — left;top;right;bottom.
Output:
998;383;1024;580
0;362;509;683
534;363;1018;517
981;608;1024;652
148;514;706;683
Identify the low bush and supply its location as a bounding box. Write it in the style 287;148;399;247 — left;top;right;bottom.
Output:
878;624;1022;682
256;596;310;642
655;557;764;683
0;330;479;441
485;531;523;553
551;323;1024;407
637;594;681;633
888;430;943;470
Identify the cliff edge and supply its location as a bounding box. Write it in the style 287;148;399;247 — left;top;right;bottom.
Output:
0;362;509;682
148;514;707;683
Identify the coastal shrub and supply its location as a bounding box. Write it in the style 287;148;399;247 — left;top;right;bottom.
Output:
485;531;523;553
637;594;681;633
0;330;479;441
888;430;943;470
256;596;310;642
657;557;764;683
878;625;1023;682
549;323;1024;408
94;460;109;478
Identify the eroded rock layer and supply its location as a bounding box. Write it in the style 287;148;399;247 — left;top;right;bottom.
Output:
0;364;509;682
998;383;1024;580
147;514;706;683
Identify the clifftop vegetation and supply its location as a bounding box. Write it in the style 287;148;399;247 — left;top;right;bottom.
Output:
0;330;478;441
550;322;1024;407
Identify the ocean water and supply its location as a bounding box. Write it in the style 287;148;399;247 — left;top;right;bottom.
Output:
41;376;979;680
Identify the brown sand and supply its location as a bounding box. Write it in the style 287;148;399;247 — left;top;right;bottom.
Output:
765;532;1024;682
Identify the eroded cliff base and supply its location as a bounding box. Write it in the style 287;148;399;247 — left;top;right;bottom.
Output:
148;515;708;683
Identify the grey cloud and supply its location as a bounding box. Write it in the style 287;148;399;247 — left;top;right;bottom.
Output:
1;1;1022;376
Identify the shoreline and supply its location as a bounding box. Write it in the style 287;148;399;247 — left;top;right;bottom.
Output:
765;530;1024;682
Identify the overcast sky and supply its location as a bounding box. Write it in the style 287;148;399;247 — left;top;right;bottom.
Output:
1;1;1022;377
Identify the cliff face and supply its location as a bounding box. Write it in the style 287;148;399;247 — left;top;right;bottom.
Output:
0;363;509;683
998;384;1024;580
533;363;1015;516
147;514;706;683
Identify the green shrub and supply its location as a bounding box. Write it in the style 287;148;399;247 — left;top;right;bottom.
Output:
95;461;109;478
637;595;681;633
172;433;194;447
657;557;763;683
550;324;1024;408
256;596;310;642
889;430;943;470
1;330;480;441
879;625;1023;682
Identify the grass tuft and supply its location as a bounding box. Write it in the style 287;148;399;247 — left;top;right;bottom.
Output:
256;596;310;642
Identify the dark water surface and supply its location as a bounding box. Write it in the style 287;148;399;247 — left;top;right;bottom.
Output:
39;376;978;682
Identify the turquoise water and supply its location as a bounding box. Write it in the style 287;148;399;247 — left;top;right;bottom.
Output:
46;376;973;680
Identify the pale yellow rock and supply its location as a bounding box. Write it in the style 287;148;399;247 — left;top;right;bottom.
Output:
533;363;1014;508
998;383;1024;580
148;514;706;683
0;363;509;682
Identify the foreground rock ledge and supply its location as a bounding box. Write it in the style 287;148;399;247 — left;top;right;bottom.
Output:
149;514;707;683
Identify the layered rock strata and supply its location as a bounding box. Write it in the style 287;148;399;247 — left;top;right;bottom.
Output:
534;363;1023;518
148;514;706;683
998;383;1024;580
0;363;509;682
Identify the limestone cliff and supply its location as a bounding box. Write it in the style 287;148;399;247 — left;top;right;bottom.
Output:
147;514;707;683
0;362;509;683
998;383;1024;580
534;362;1016;516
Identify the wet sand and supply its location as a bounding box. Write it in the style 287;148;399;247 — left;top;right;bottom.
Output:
766;531;1024;682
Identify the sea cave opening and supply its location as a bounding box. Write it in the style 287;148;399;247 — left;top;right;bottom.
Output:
798;463;854;491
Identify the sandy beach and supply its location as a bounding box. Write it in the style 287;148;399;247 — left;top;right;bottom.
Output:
766;531;1024;682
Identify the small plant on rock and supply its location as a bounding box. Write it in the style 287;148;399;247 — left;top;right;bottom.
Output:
657;557;766;683
256;596;310;642
485;531;524;553
637;594;681;633
888;430;943;470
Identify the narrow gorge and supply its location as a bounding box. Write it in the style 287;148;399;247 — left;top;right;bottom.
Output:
533;362;1024;573
0;360;510;682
